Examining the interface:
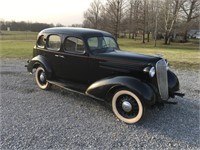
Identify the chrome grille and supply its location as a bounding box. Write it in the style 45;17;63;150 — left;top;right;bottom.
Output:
156;59;169;100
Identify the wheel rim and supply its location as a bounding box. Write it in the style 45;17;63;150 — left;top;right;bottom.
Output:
35;67;49;89
122;101;132;112
112;90;143;124
39;72;46;83
37;69;47;85
116;94;139;119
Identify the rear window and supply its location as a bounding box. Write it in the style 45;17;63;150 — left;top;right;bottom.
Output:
37;35;45;48
47;35;61;50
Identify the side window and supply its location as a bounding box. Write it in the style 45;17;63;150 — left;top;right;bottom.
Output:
88;37;98;50
104;37;117;48
64;37;85;53
47;35;61;50
37;35;45;48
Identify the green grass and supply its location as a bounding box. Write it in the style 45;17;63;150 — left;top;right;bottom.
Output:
0;31;199;70
0;31;37;58
0;40;35;58
118;38;200;69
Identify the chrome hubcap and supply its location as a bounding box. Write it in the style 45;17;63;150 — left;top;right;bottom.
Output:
40;72;45;82
122;101;132;112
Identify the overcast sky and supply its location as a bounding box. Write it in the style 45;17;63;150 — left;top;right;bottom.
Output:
0;0;95;26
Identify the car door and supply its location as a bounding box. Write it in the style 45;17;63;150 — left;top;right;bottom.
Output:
86;36;119;83
44;34;65;78
57;36;90;84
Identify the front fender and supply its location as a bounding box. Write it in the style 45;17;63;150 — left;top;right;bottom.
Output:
27;55;52;79
86;76;156;106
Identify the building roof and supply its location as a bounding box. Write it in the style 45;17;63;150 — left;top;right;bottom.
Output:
188;29;200;35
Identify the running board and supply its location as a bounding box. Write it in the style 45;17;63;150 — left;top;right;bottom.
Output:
47;80;87;95
47;80;104;101
162;101;178;105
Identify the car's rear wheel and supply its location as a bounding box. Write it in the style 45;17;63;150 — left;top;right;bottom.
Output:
112;89;145;124
35;67;51;90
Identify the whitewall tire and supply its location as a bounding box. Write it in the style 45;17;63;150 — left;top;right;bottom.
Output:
35;67;51;90
112;90;145;124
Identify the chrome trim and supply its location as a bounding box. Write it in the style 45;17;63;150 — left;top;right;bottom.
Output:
149;67;155;77
156;59;169;100
122;101;132;112
143;66;155;77
143;66;150;72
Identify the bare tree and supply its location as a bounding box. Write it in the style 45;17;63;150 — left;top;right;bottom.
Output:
103;0;128;39
127;0;143;40
128;0;134;39
83;0;199;44
146;0;151;42
154;0;159;47
142;0;147;43
162;0;185;44
181;0;200;41
147;0;159;42
83;0;102;29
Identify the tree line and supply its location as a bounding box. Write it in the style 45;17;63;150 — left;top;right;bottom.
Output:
83;0;200;44
0;21;65;32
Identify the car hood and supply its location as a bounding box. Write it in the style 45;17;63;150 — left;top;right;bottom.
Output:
96;50;161;69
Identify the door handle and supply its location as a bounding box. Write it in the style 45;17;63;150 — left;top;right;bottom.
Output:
55;54;64;58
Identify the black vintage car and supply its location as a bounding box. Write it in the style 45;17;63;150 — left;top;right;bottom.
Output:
26;27;184;124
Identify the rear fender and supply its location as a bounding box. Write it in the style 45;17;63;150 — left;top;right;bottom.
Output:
27;55;52;79
86;76;156;106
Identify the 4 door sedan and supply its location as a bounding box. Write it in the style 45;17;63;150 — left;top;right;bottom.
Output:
26;27;184;124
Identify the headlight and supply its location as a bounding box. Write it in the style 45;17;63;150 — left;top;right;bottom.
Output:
143;66;156;78
149;67;155;77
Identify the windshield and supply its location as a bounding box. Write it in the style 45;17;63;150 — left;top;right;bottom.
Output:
87;36;118;52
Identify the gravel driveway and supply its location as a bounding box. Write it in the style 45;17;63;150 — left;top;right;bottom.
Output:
0;59;199;149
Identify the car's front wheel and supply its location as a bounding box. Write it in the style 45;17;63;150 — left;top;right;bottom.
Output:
112;89;145;124
35;67;51;90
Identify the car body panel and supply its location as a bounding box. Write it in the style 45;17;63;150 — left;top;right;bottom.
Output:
27;27;182;106
27;55;53;79
86;76;156;106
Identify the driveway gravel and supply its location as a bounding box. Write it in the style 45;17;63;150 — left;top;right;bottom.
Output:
0;59;199;149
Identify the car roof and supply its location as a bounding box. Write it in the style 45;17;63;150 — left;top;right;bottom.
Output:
40;27;113;38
